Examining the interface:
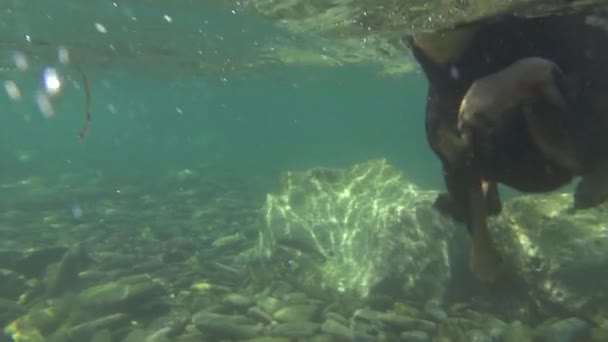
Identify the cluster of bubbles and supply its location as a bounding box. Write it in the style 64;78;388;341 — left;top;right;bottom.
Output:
4;46;70;119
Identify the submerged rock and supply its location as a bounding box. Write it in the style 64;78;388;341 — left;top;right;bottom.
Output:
191;310;260;339
272;303;321;322
256;296;283;315
13;246;68;278
0;269;27;300
66;313;129;342
247;306;274;324
321;318;352;341
534;317;591;342
500;320;533;342
490;193;608;316
78;274;168;313
4;304;69;342
222;293;254;309
400;330;431;342
255;159;458;304
0;298;25;328
268;321;321;338
45;244;89;297
144;309;191;339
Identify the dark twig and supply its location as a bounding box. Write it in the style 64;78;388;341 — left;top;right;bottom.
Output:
75;66;91;142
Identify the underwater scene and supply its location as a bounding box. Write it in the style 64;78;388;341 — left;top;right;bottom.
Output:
2;1;608;341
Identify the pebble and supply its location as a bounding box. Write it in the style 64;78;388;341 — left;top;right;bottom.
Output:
535;317;590;342
257;296;283;315
321;318;352;340
400;330;431;342
248;306;275;324
223;293;254;309
192;310;260;339
268;321;321;338
273;303;320;322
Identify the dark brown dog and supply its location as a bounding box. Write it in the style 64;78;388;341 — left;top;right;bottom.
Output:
406;10;608;284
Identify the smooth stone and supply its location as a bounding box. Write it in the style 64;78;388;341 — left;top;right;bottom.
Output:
400;330;431;342
46;244;89;297
351;309;383;340
78;274;167;311
5;305;69;341
269;321;321;338
423;301;448;322
174;332;206;342
466;329;492;342
270;281;293;297
68;313;130;341
131;258;164;273
502;321;533;342
282;292;309;304
192;311;254;326
309;334;337;342
223;293;254;309
257;296;283;315
484;317;508;341
90;329;113;342
321;318;352;340
323;312;349;326
192;311;259;339
590;327;608;342
273;304;320;322
377;312;436;332
247;306;274;324
434;338;451;342
92;252;137;269
436;320;469;342
199;321;260;339
241;338;290;342
146;309;190;337
441;317;478;332
352;308;383;326
535;317;590;342
144;327;173;342
122;328;147;342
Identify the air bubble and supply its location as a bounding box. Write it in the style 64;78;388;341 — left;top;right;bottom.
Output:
58;46;70;64
94;22;107;33
450;65;460;80
4;80;21;100
13;52;28;70
36;91;54;118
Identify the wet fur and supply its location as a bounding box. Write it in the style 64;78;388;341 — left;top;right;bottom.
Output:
406;11;608;283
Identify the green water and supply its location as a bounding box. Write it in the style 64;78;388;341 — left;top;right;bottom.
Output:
1;1;440;198
8;2;601;341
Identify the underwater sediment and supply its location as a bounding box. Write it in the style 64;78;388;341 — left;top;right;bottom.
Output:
1;160;608;341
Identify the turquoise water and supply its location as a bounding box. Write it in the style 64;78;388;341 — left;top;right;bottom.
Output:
9;2;602;341
1;1;440;197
